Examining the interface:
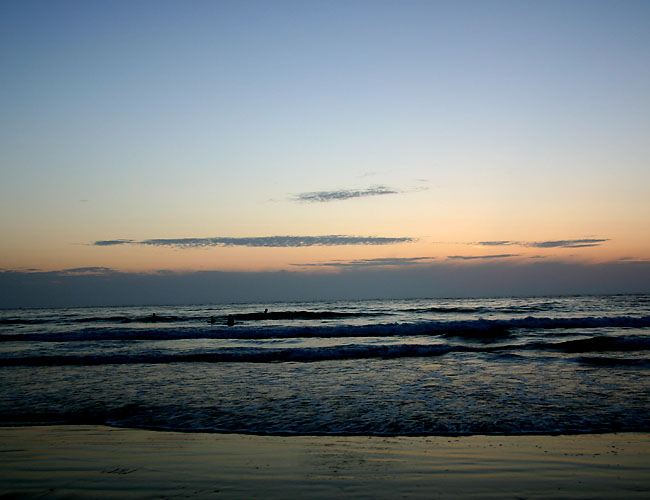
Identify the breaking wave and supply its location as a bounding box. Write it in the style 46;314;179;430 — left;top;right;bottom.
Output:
2;315;650;343
2;333;650;366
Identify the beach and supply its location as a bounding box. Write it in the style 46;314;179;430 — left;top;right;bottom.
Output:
1;426;648;499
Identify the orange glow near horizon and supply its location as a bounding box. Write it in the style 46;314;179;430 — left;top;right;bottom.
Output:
1;233;646;275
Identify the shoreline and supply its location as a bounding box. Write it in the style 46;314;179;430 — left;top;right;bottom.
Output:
2;421;648;438
1;426;648;499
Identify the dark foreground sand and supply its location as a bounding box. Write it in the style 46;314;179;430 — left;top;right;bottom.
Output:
1;426;648;499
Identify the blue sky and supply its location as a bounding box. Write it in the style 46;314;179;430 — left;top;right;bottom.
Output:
1;0;649;305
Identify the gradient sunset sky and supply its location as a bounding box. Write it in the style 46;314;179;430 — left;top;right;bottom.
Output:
1;1;649;305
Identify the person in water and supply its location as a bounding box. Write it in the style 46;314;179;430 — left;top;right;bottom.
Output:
227;314;235;326
209;316;216;324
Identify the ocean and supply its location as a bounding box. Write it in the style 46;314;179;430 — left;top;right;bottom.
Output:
1;294;649;436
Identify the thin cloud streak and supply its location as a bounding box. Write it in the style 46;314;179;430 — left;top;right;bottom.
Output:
292;186;398;203
476;238;609;249
618;257;650;263
477;241;514;247
62;267;114;275
294;256;436;268
94;239;135;246
94;235;415;248
448;254;519;260
527;239;609;248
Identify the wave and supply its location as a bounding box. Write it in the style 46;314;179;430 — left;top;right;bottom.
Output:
74;316;134;323
2;401;647;436
0;309;386;326
405;306;487;313
0;318;51;325
0;315;177;325
0;343;464;366
2;314;649;343
495;305;563;314
539;335;650;353
2;334;649;366
405;301;564;315
575;356;650;368
233;310;387;320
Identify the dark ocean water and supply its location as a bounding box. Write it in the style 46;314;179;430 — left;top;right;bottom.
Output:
1;294;649;436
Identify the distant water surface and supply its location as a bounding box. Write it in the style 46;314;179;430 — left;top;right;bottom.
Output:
1;294;649;435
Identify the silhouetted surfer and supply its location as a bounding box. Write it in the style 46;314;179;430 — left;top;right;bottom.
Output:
151;313;157;322
227;314;235;326
209;316;216;324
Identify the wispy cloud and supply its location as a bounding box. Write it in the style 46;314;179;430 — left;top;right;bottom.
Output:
357;171;379;179
293;256;436;268
94;235;414;248
477;241;515;247
475;238;609;249
618;257;650;263
527;239;609;248
292;186;398;203
448;254;520;260
8;267;41;273
94;239;135;246
61;267;115;276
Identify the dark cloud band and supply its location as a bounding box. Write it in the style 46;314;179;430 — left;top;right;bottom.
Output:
94;235;414;248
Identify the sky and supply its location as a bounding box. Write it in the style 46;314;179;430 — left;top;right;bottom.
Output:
1;0;649;306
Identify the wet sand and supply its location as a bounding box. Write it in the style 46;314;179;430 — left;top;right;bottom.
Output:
1;426;648;499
